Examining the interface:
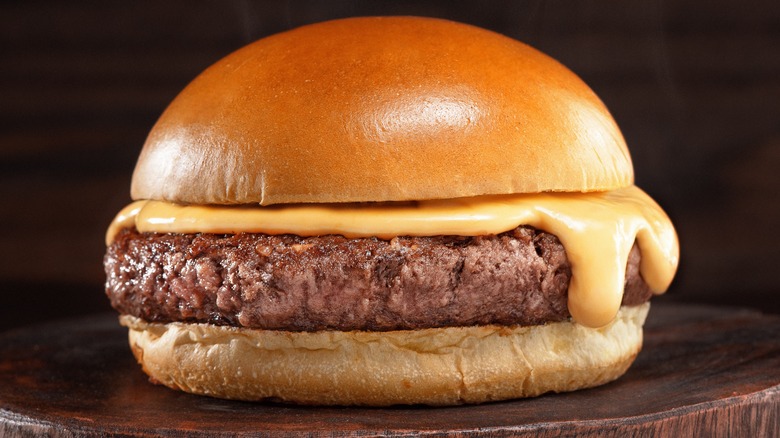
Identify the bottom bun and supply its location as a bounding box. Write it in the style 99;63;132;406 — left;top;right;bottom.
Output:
121;303;649;406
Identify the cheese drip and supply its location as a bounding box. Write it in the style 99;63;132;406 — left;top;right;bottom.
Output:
106;186;678;328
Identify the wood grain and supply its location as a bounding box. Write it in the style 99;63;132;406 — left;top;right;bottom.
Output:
0;301;778;437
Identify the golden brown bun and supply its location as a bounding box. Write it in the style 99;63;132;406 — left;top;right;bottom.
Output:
131;16;632;206
121;303;648;406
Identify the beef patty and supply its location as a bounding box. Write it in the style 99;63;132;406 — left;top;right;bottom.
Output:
104;226;652;331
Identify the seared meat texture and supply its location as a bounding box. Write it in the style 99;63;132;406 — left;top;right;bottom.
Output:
105;227;652;331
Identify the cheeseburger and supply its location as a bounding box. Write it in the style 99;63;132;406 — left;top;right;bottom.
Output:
104;16;679;405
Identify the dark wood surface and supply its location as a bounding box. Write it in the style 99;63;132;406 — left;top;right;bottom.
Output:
0;301;778;437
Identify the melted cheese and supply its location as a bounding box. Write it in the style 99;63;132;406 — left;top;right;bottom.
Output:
106;185;678;328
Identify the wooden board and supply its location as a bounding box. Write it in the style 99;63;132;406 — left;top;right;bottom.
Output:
0;301;778;437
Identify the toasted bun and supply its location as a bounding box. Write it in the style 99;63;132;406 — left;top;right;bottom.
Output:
121;303;648;406
131;16;632;206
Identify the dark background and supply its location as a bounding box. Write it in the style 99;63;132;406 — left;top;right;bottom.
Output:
1;1;778;331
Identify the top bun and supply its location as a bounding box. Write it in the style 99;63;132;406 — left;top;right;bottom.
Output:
131;16;633;206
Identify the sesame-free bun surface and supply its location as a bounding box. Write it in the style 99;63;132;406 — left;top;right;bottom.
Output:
131;16;633;206
121;304;648;406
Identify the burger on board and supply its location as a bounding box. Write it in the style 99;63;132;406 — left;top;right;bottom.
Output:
104;16;679;406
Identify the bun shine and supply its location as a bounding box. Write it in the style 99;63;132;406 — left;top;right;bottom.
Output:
131;16;632;206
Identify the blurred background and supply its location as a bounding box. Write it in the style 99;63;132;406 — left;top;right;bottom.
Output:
1;1;778;331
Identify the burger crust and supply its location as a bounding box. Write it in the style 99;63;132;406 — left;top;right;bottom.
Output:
122;303;648;406
131;16;632;206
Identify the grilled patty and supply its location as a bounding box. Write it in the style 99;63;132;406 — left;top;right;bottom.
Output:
105;226;652;331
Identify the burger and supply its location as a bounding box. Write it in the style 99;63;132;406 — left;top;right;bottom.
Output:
104;16;679;405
